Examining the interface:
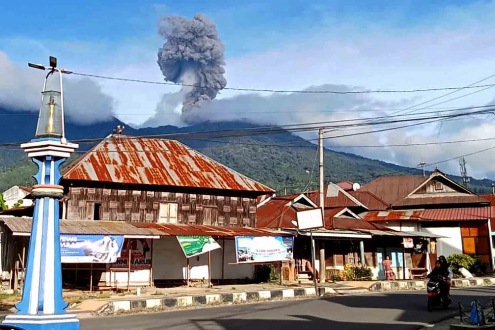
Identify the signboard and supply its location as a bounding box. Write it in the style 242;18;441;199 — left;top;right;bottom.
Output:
296;208;323;230
60;234;124;263
403;237;414;248
112;239;152;270
177;236;221;258
235;236;294;263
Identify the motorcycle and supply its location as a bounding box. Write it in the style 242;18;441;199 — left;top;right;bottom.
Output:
426;275;451;312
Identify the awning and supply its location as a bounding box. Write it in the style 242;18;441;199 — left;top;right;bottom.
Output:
132;223;293;237
0;217;160;238
358;229;446;238
285;229;372;239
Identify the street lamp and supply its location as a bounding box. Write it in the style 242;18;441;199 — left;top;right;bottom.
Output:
2;57;79;330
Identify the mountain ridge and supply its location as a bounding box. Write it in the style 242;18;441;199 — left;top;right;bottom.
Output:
0;107;492;194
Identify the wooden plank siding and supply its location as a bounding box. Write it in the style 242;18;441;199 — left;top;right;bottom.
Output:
64;187;257;227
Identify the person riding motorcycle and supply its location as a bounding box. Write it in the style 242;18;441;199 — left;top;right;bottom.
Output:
427;259;451;302
438;255;453;298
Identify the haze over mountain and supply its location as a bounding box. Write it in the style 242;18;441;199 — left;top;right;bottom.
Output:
0;107;493;195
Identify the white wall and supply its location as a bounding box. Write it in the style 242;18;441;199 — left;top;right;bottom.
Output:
2;186;32;209
105;269;151;287
385;221;419;232
152;237;254;280
422;226;462;256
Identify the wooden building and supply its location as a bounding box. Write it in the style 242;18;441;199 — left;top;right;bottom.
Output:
1;134;280;289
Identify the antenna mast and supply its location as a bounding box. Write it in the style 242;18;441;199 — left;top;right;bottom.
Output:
459;157;470;188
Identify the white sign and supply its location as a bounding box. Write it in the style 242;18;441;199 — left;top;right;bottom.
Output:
296;208;324;230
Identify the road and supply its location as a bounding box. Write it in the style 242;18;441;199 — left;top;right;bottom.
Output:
80;286;495;330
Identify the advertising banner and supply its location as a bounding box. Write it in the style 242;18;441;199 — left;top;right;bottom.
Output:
177;236;221;258
60;234;124;263
235;236;294;263
112;239;153;270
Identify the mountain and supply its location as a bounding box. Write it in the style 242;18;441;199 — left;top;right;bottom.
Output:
0;108;493;194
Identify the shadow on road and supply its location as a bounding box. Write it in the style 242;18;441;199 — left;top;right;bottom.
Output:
191;315;422;330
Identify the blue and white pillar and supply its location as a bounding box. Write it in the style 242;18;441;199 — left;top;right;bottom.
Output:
2;59;80;330
2;141;79;330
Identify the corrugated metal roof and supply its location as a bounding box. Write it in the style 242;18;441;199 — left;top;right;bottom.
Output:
62;136;273;193
363;207;490;222
360;170;485;207
306;190;360;209
132;222;291;237
362;210;424;221
349;191;390;211
360;175;428;205
0;217;157;236
396;195;489;207
421;207;490;221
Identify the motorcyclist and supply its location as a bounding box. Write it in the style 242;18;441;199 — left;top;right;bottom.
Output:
438;255;453;298
427;260;451;302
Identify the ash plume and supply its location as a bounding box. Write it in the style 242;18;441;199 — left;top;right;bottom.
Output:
157;14;227;114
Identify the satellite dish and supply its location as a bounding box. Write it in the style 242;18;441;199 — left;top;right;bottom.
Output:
352;182;361;191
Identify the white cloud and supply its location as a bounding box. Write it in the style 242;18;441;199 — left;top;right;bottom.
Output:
0;51;115;124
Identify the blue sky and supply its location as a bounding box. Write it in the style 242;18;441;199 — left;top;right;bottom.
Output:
3;1;495;178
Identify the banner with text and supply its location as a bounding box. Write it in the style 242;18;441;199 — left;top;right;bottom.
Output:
177;236;221;258
60;234;124;263
235;236;294;263
111;239;153;270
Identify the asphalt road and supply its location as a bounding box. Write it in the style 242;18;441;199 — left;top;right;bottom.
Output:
79;286;495;330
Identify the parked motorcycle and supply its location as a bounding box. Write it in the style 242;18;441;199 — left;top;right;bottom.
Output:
427;275;451;311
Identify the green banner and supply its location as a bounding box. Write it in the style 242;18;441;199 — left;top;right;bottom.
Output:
177;236;221;258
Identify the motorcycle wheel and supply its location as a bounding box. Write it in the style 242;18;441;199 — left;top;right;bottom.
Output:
427;297;434;312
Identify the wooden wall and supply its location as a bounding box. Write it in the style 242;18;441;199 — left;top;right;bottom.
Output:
461;221;491;264
64;187;258;226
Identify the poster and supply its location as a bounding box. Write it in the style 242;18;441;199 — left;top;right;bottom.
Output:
60;234;124;263
235;236;294;263
177;236;221;258
112;239;153;270
403;237;414;249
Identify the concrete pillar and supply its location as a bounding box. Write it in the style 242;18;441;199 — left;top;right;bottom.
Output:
359;241;365;266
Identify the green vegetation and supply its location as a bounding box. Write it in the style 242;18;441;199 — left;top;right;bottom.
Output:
0;133;492;194
446;254;488;275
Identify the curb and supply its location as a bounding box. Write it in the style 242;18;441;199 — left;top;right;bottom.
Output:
96;287;339;315
95;277;495;316
369;277;495;292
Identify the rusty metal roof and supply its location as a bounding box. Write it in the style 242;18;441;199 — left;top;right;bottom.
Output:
62;135;274;194
421;207;490;221
360;175;428;205
360;170;485;207
348;191;390;211
363;207;490;222
0;217;158;236
362;210;424;222
132;222;292;237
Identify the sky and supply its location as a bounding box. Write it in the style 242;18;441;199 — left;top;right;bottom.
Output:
2;0;495;180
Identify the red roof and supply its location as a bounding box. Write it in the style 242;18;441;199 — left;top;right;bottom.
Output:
337;181;354;191
360;171;486;207
256;196;315;228
363;207;490;222
421;207;490;221
62;136;273;194
349;191;389;211
360;175;428;205
306;190;360;209
132;222;289;237
330;217;396;232
362;210;423;222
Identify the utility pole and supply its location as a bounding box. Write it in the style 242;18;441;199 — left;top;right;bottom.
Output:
418;162;426;176
318;128;325;284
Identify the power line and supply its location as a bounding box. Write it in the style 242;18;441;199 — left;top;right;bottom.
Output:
71;71;495;95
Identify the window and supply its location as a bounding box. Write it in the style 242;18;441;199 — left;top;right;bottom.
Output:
435;182;443;191
158;203;178;223
93;203;101;220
